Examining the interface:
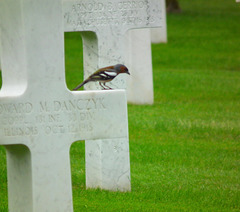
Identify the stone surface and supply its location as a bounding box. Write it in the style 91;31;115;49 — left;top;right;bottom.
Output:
85;138;131;190
0;0;130;211
0;42;1;70
63;0;163;189
151;0;167;43
0;31;1;70
125;29;154;104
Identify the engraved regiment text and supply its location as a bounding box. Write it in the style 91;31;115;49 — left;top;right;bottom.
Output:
0;97;106;137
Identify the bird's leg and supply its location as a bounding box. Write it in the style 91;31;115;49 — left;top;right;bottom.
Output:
99;82;106;90
103;83;112;90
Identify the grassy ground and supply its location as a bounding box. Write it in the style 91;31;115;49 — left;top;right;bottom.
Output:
1;0;240;211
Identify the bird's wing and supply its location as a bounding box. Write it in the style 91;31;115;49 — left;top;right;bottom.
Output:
90;69;117;81
73;66;120;90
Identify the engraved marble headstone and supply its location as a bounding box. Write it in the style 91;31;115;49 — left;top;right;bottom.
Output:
63;0;162;189
151;0;167;43
0;1;130;211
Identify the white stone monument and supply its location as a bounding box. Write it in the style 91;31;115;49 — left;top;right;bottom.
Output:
125;29;154;104
0;31;1;70
63;0;164;99
0;0;130;211
151;0;167;43
63;0;163;189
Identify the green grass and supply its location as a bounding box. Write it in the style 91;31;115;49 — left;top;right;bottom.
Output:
1;0;240;211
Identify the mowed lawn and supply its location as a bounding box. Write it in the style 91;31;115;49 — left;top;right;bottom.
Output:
1;0;240;211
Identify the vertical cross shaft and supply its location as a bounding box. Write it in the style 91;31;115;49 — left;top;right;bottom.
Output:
0;1;74;211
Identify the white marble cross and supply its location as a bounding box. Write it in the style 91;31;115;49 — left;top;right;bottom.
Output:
63;0;163;90
0;1;130;211
63;0;162;190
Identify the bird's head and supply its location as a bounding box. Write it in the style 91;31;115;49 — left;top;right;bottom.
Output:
114;64;130;75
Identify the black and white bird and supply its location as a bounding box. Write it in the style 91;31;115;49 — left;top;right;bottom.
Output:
73;64;130;90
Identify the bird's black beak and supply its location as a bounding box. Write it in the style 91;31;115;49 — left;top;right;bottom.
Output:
127;70;130;75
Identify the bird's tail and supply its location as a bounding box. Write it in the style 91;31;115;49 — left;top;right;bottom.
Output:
72;80;88;91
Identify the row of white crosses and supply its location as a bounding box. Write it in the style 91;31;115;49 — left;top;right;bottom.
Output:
0;0;164;211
